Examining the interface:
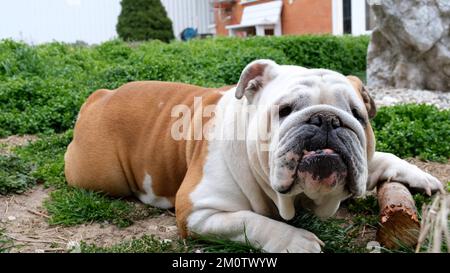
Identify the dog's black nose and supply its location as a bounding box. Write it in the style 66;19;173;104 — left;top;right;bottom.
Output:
308;113;341;129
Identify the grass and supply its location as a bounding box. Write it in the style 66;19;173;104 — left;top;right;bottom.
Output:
372;104;450;162
0;229;14;253
0;154;35;194
0;131;163;228
189;233;263;253
288;209;373;253
79;233;262;253
0;37;369;137
14;130;73;188
0;36;446;253
0;100;447;252
44;187;161;228
80;235;189;253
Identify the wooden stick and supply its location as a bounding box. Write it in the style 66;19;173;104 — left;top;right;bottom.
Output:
5;234;65;245
376;181;420;249
26;208;50;219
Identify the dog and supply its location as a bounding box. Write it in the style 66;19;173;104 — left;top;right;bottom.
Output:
65;59;443;252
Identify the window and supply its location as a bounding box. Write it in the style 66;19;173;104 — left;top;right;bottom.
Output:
264;28;274;36
343;0;352;34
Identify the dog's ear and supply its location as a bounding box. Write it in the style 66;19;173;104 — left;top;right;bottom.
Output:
235;59;279;103
346;76;377;119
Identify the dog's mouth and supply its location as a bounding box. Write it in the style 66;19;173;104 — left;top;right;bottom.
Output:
297;148;348;188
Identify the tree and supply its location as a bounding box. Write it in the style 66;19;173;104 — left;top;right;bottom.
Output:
116;0;174;42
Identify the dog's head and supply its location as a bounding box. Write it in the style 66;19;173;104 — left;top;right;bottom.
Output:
235;60;376;219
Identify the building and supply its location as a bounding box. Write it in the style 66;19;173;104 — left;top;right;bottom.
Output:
0;0;372;44
161;0;215;39
212;0;375;37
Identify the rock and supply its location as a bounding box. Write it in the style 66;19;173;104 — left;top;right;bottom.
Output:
367;0;450;91
166;225;178;232
370;87;450;109
67;241;81;253
7;216;16;221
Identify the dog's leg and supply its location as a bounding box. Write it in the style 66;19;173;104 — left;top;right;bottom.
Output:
176;143;323;253
367;152;443;194
176;165;323;253
187;209;324;253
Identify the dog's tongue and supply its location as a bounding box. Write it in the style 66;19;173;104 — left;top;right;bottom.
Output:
299;149;346;187
303;149;336;158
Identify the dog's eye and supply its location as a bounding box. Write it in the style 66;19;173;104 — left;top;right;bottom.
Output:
351;108;364;123
279;105;292;118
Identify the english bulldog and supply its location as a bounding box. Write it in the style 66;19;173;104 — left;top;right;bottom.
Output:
64;60;443;252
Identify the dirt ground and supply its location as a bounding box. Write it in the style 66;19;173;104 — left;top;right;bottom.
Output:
0;135;448;253
0;135;38;156
0;185;178;253
404;158;450;184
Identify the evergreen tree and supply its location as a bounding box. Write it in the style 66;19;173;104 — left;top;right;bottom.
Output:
116;0;174;42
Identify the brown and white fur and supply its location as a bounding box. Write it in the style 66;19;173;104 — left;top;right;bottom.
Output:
65;60;442;253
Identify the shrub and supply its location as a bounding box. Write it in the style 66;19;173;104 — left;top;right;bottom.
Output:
372;104;450;162
14;130;73;188
0;155;35;195
0;36;369;137
116;0;174;42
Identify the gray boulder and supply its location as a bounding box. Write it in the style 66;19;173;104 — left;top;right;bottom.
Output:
367;0;450;91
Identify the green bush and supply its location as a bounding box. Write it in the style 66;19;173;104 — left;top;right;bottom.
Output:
14;130;73;188
116;0;174;42
0;154;35;195
372;104;450;162
0;36;369;137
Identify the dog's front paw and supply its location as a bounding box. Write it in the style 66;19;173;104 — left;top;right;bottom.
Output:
282;229;324;253
384;159;443;196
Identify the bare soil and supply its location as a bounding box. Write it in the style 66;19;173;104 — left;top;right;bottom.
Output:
0;135;38;156
0;185;178;253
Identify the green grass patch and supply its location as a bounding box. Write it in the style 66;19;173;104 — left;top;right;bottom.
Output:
80;235;188;253
80;233;262;253
0;229;14;253
372;104;450;162
413;193;433;214
0;154;35;195
346;195;378;215
14;130;73;188
288;211;363;253
189;233;263;253
0;36;369;137
1;130;163;228
44;187;160;228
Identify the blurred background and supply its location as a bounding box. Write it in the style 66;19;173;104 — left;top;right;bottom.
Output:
0;0;375;44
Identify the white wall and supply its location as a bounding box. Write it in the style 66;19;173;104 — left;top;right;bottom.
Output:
332;0;344;35
332;0;371;36
351;0;369;35
161;0;214;38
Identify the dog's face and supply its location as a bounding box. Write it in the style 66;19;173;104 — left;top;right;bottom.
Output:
235;60;376;218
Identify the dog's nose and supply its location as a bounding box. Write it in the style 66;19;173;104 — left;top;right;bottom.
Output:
308;112;341;129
